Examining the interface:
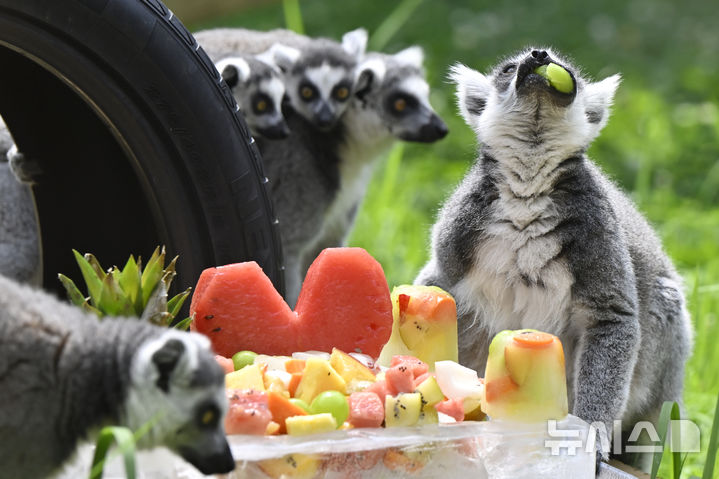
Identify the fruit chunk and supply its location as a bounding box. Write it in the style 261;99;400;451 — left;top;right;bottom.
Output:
294;248;393;357
285;413;338;436
214;355;234;374
483;329;568;422
434;360;483;401
533;62;574;94
190;262;298;357
225;363;265;391
385;364;416;396
258;454;320;479
267;391;308;434
329;348;376;387
414;375;444;407
293;357;347;404
225;389;272;435
347;391;385;428
385;393;422;427
232;350;258;371
309;390;349;427
378;285;458;369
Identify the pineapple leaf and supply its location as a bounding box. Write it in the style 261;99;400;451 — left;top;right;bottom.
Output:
167;288;191;320
81;299;103;317
73;249;104;308
98;274;124;316
58;273;87;307
84;253;106;281
141;280;168;325
173;315;193;331
141;246;165;308
118;255;141;313
162;256;179;291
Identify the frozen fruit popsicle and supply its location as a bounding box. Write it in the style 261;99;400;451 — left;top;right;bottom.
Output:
482;329;568;422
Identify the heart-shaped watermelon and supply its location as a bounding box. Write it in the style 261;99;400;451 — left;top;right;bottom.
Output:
190;248;393;358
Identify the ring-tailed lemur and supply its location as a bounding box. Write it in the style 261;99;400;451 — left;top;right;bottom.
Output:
0;274;234;477
293;46;448;299
195;27;366;131
415;48;692;464
214;53;290;139
0;123;42;285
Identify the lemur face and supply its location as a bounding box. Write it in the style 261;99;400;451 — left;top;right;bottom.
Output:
216;56;290;140
126;331;234;475
355;48;448;143
285;50;357;131
451;47;621;154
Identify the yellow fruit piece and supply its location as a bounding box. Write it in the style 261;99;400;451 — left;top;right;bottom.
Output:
329;348;376;384
225;363;265;391
294;357;347;404
258;453;320;479
285;413;338;436
417;404;439;425
414;375;444;407
385;393;422;427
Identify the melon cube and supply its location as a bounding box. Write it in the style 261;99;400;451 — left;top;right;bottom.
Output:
285;413;338;436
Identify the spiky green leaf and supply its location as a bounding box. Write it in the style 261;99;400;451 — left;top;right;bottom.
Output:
140;246;165;308
173;315;193;331
73;249;104;308
81;299;103;317
167;288;191;320
58;273;87;307
118;255;142;314
84;253;106;281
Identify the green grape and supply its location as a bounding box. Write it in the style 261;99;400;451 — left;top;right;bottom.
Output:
309;390;349;427
232;350;257;371
289;398;311;413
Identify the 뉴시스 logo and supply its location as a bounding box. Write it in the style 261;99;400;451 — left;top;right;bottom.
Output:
545;419;701;456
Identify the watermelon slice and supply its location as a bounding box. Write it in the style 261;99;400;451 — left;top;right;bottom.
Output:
294;248;393;357
190;248;393;359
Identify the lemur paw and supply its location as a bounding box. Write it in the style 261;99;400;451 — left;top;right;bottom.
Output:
7;144;42;184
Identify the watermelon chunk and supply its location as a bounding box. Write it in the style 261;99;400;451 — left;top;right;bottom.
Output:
190;262;299;357
225;389;273;435
385;364;415;396
347;391;385;428
294;248;393;358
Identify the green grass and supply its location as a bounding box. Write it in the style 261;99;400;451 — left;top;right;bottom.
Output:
188;0;719;475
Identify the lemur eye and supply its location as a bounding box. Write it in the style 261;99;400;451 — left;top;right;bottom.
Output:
196;402;220;429
334;86;350;101
502;64;517;74
256;100;267;112
300;85;315;100
394;98;407;112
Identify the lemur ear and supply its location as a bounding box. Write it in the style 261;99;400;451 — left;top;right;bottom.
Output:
355;57;386;100
215;57;251;88
151;338;185;393
260;43;301;73
393;46;424;68
342;28;368;60
583;74;621;130
450;63;492;130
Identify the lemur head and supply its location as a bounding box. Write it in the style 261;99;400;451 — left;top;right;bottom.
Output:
215;53;290;140
451;47;620;158
125;330;234;475
267;29;367;131
353;47;448;143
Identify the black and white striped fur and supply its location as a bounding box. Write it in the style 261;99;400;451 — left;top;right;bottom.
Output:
0;274;233;477
416;47;692;463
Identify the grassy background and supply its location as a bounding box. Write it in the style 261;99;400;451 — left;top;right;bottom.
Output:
180;0;719;475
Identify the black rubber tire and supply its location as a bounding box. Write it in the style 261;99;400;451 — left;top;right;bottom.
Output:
0;0;284;297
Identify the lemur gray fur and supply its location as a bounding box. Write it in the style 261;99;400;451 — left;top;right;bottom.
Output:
0;274;234;478
415;48;692;463
290;47;448;304
213;53;290;139
195;27;366;131
0;123;42;285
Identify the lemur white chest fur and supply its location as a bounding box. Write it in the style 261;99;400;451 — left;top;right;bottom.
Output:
454;108;584;337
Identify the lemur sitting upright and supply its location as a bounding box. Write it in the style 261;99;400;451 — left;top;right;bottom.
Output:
416;48;692;463
213;53;290;139
0;274;234;477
